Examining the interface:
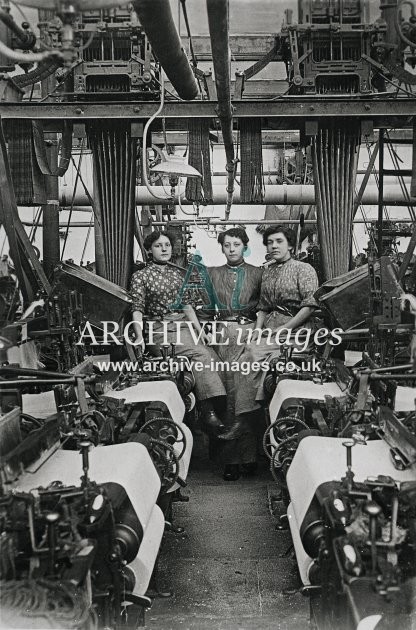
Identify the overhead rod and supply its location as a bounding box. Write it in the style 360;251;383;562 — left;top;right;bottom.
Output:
60;184;416;207
19;218;416;227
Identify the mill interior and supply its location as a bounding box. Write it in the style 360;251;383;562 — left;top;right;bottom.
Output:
1;0;416;628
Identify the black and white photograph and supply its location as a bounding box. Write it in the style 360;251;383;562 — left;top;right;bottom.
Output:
0;0;416;628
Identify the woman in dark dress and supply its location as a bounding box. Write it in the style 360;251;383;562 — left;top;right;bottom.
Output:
220;226;319;440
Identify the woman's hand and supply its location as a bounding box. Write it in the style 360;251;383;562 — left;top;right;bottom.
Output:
131;310;145;352
410;334;416;369
134;337;146;352
273;326;295;342
274;325;291;335
249;329;263;343
200;330;212;345
400;293;416;315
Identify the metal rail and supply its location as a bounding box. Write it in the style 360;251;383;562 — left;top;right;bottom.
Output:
0;98;415;122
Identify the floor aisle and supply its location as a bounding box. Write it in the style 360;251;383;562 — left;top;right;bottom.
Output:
147;439;310;630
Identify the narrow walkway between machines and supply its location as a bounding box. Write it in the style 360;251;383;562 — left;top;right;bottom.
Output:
148;435;309;630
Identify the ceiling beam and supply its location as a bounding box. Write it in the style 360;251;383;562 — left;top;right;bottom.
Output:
0;98;415;125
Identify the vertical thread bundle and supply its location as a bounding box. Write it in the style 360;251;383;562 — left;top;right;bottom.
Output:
186;118;213;203
87;122;137;289
7;120;46;205
312;122;360;280
240;118;264;203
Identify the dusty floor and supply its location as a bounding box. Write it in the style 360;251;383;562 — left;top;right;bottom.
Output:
147;433;310;630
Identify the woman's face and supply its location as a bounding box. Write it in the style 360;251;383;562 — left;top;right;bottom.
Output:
221;235;246;265
150;235;172;262
266;231;292;262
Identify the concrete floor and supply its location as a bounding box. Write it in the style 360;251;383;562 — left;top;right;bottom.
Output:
147;434;310;630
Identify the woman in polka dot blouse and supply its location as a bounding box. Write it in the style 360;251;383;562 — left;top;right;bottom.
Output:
130;230;227;433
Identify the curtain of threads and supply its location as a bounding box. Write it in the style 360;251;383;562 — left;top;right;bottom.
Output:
87;122;137;289
311;122;360;281
240;118;265;203
7;120;46;205
186;118;213;203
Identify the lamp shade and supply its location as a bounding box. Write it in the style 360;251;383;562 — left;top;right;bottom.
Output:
150;155;202;179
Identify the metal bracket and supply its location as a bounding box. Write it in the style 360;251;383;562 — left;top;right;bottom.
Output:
234;71;245;100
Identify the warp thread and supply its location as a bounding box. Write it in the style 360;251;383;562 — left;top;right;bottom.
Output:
240;118;265;203
312;121;360;281
6;120;46;206
87;122;137;288
186;118;213;203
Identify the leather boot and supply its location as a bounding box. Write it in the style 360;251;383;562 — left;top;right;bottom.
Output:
218;415;251;441
241;462;258;476
223;464;240;481
201;410;225;433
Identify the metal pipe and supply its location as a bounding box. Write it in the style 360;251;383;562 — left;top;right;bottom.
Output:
213;170;408;178
131;0;198;100
0;39;62;63
42;140;60;279
0;9;36;50
206;0;235;219
378;129;385;255
60;184;416;206
0;377;95;386
22;218;416;227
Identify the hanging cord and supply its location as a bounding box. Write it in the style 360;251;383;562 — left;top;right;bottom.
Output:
142;72;171;200
28;206;43;242
66;151;104;239
134;207;148;260
354;140;380;241
234;128;240;186
364;137;390;224
180;0;197;67
385;130;416;222
80;211;93;266
178;177;197;215
352;229;360;256
69;154;95;210
152;74;182;101
162;117;168;150
179;0;203;96
61;142;84;259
